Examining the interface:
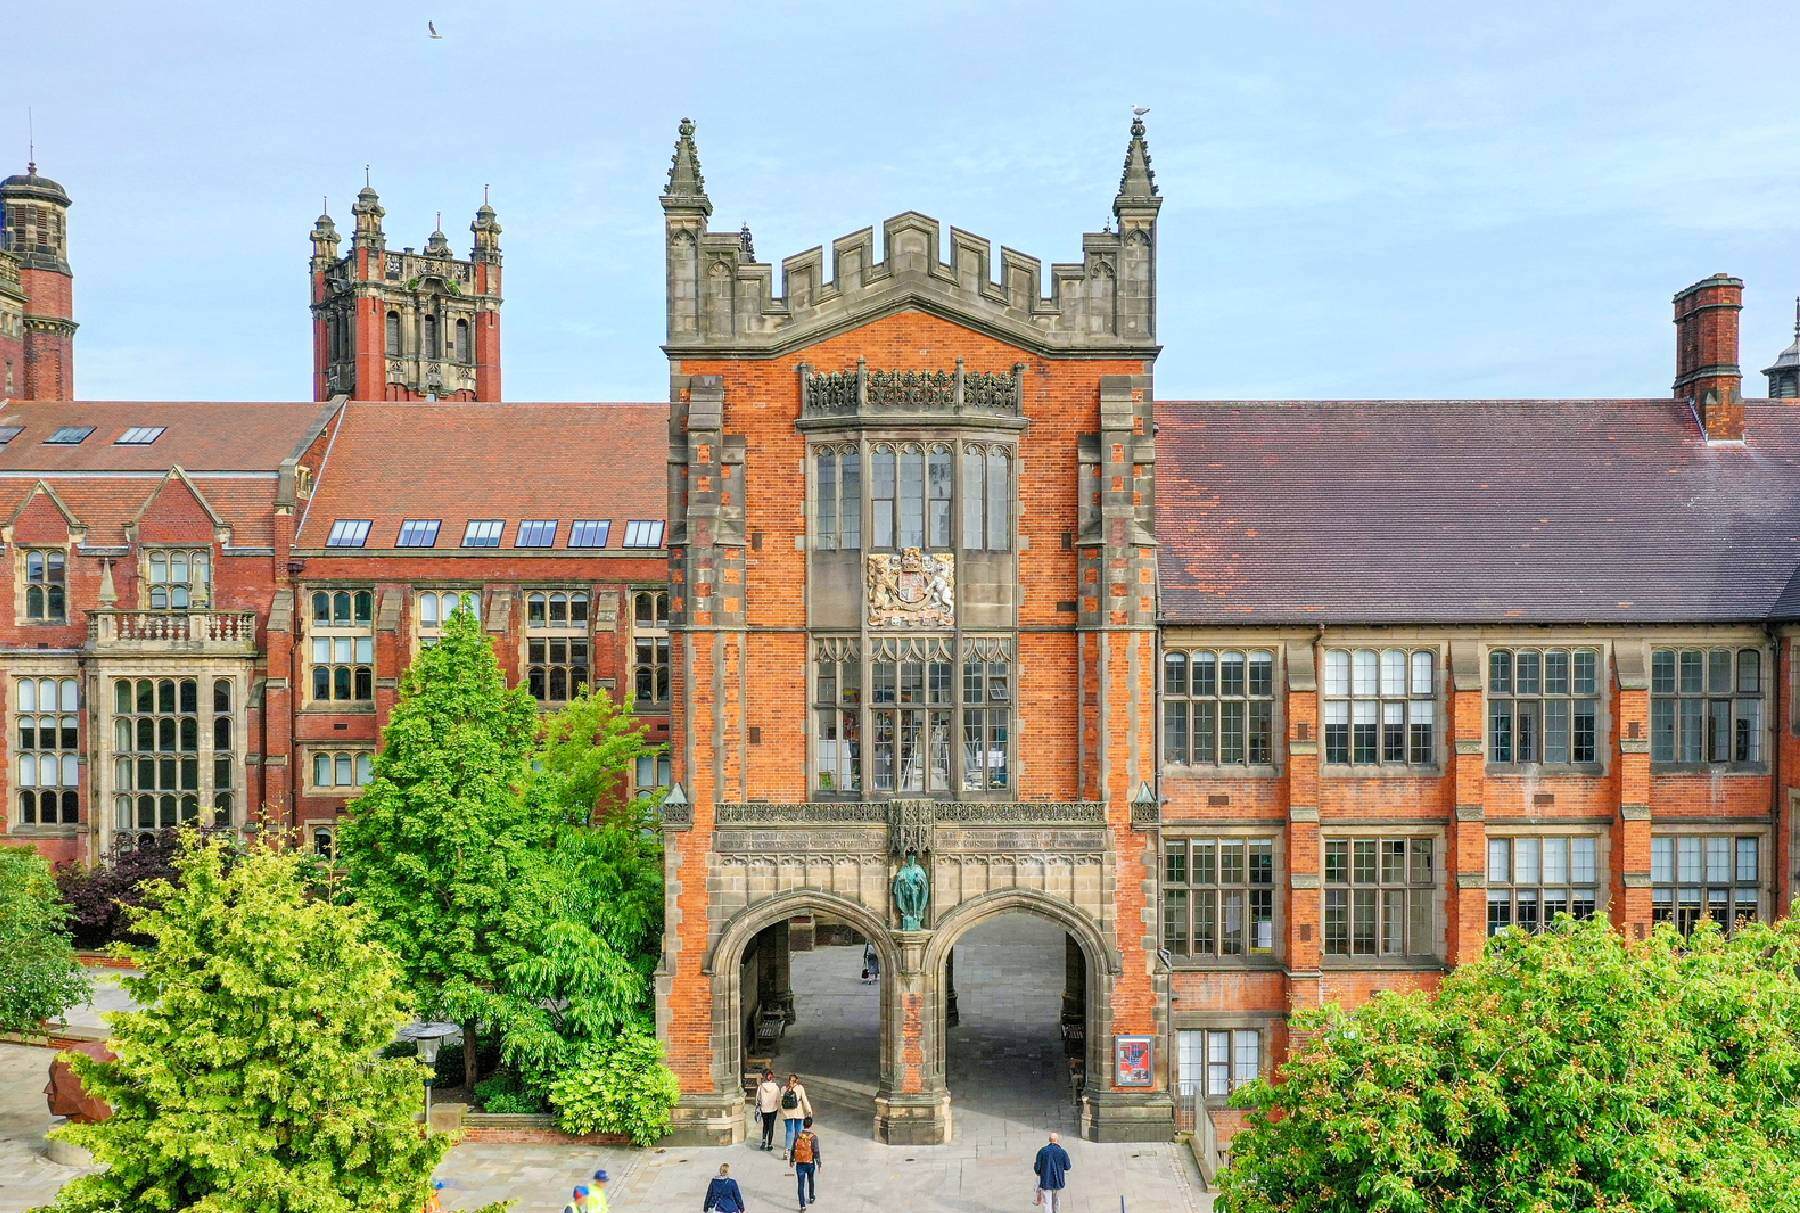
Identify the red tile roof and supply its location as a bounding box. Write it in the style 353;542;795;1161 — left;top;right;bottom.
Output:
295;402;668;551
0;400;335;471
0;476;283;547
1156;398;1800;625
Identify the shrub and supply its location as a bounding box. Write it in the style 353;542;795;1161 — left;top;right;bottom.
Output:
0;847;87;1033
473;1071;545;1114
546;1025;680;1144
53;832;182;950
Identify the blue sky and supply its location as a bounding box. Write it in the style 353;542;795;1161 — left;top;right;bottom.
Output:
14;0;1799;402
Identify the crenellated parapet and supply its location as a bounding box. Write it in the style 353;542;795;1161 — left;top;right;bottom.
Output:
661;118;1161;357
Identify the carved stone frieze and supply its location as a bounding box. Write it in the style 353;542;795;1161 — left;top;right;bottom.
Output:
933;826;1107;853
889;799;936;857
717;803;885;825
715;828;886;854
799;360;1025;420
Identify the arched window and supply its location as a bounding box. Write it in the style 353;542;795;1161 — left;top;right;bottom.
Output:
385;311;401;356
423;314;439;359
454;318;471;362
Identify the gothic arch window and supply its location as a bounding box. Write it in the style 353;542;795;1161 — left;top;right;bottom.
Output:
454;317;471;362
384;311;401;356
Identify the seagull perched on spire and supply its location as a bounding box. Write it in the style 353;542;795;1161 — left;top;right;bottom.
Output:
427;20;443;38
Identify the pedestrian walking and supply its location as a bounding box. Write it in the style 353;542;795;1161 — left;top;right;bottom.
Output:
791;1116;823;1210
562;1184;593;1213
1033;1131;1072;1211
591;1169;611;1212
754;1068;782;1151
424;1179;446;1213
861;941;879;984
703;1162;747;1212
779;1073;813;1168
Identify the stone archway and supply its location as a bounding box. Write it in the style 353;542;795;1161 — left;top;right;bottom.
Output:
704;889;902;1134
917;888;1120;1141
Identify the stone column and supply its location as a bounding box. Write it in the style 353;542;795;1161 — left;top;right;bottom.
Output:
943;948;959;1028
772;920;795;1025
1059;933;1084;1031
874;929;951;1145
788;913;816;953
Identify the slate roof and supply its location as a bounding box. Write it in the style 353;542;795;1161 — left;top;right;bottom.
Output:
0;400;334;472
295;401;668;552
1155;398;1800;625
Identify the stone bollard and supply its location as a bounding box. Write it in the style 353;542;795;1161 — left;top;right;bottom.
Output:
428;1100;469;1135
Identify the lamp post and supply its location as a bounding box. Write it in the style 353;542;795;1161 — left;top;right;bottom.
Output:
397;1021;462;1127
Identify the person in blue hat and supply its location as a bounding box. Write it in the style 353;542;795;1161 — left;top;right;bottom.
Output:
562;1183;592;1213
591;1169;612;1212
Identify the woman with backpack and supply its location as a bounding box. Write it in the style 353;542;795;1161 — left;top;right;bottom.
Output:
779;1073;812;1168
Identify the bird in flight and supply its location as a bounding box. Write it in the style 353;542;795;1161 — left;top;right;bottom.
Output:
428;20;443;38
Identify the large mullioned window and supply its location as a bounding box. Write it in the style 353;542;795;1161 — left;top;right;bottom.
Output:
1163;649;1275;766
1486;835;1600;934
1322;648;1436;767
812;636;1013;797
1487;648;1599;766
1650;648;1763;766
1163;837;1277;959
1651;834;1761;935
16;677;79;826
112;676;235;842
813;440;1011;553
1323;836;1436;959
309;590;375;703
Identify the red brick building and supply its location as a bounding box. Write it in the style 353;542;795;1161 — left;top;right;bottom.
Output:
3;129;1800;1152
0;391;669;865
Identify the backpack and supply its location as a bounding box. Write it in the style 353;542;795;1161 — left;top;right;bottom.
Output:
792;1131;816;1164
781;1089;799;1110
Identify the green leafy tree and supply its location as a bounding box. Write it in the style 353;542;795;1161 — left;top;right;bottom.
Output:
0;846;87;1033
1219;914;1800;1213
338;607;540;1088
491;690;676;1140
35;835;469;1213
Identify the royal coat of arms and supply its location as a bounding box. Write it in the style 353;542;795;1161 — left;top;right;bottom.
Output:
867;547;954;628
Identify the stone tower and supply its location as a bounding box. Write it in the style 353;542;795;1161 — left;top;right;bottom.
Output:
1765;299;1800;400
655;115;1171;1146
1;163;77;400
309;182;502;402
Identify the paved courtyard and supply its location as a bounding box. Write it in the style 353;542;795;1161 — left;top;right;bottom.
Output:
0;937;1210;1212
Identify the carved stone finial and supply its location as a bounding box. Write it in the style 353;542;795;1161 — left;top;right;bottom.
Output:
662;116;712;216
738;222;755;261
1115;113;1159;208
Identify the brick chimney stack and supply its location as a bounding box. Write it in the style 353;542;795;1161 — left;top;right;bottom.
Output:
1673;273;1744;441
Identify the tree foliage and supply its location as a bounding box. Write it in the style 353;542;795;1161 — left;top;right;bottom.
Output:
1219;914;1800;1213
490;690;676;1140
337;607;540;1085
35;835;452;1213
0;846;87;1033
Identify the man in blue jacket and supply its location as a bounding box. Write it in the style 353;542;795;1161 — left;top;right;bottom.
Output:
702;1162;747;1212
1033;1131;1073;1211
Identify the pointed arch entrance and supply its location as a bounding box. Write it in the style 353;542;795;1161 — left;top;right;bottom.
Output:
704;890;901;1130
920;889;1119;1142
